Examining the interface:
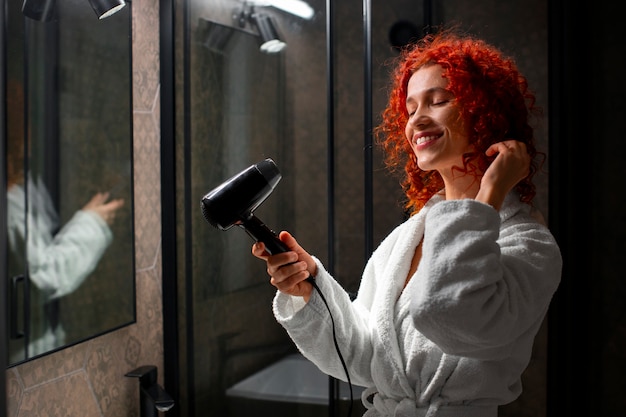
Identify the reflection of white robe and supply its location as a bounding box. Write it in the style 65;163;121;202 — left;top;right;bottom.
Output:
7;177;113;358
273;193;562;417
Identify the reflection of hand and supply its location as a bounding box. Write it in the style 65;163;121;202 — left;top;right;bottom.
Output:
82;192;125;225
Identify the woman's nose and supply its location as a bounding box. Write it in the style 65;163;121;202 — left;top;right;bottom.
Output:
408;110;428;128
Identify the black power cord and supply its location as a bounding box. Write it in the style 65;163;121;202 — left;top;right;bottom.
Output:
307;277;354;417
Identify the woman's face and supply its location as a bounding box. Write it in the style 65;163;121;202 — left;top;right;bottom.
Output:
404;64;471;174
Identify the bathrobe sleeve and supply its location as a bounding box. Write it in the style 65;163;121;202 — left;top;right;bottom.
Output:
7;182;114;300
27;210;113;299
410;198;562;360
272;217;416;388
273;259;378;387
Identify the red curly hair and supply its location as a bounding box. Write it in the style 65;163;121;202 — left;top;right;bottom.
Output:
375;29;543;215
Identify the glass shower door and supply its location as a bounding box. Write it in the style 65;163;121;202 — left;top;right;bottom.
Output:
171;1;344;415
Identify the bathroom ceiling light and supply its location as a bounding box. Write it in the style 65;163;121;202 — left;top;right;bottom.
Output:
252;13;287;54
245;0;314;20
266;0;313;20
22;0;57;21
87;0;126;19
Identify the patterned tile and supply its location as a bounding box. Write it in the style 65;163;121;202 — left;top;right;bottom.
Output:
133;110;162;271
18;372;101;417
131;0;160;111
5;369;22;417
15;342;89;389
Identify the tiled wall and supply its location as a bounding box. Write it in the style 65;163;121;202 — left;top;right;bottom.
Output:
5;0;162;414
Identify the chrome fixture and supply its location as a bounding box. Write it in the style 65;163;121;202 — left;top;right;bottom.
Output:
126;366;175;417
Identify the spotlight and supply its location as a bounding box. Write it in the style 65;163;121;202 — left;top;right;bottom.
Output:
87;0;126;19
22;0;56;21
252;13;286;54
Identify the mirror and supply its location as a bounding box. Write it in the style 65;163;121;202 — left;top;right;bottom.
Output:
4;0;134;365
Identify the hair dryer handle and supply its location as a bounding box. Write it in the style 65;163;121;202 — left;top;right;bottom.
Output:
241;215;289;255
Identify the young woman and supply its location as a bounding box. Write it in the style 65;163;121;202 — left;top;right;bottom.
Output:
252;29;562;417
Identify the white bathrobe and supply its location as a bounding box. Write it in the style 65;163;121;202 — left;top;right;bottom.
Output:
273;193;562;417
7;177;113;359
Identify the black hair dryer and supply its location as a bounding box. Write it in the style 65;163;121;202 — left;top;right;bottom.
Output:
200;158;289;255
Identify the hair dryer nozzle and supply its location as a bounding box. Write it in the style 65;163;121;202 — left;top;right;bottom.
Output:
201;158;281;230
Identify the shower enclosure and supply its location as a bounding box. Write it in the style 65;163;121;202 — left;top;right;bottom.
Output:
161;1;380;415
160;0;407;415
160;0;552;416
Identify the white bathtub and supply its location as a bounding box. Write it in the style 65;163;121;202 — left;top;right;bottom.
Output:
226;353;366;415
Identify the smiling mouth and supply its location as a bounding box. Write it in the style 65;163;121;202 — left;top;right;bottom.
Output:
414;134;439;146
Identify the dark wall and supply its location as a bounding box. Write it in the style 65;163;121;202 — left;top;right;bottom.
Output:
547;0;626;415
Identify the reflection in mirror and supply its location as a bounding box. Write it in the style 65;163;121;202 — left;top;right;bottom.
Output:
5;0;134;365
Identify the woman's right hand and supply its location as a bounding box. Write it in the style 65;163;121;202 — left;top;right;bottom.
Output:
252;231;316;301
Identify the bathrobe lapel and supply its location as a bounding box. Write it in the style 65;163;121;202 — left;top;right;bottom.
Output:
370;201;432;398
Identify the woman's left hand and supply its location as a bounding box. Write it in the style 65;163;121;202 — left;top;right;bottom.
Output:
83;192;125;225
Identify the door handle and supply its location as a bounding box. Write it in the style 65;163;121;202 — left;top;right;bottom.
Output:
10;274;25;339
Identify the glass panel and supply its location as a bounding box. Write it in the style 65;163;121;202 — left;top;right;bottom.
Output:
6;0;27;362
187;18;296;416
5;0;134;365
192;19;286;295
175;1;333;415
